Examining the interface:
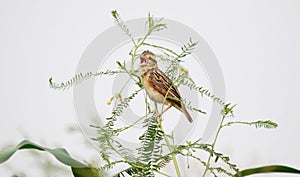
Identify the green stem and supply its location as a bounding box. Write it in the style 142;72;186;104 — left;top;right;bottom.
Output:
116;110;153;132
113;78;131;108
153;79;182;177
142;42;180;57
158;119;182;177
202;114;226;177
130;24;154;70
106;137;148;170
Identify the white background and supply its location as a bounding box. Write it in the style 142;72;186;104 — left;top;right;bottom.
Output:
0;0;300;176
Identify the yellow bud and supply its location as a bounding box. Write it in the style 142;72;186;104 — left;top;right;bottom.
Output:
179;66;188;74
115;93;122;102
107;97;113;105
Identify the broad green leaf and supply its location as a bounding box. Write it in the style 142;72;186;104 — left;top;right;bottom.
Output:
0;140;101;177
234;165;300;176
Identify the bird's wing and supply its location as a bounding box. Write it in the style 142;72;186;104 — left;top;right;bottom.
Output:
148;68;182;107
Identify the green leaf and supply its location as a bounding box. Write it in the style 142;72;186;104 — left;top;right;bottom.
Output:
234;165;300;177
223;120;278;129
72;167;100;177
111;10;118;18
0;140;101;177
137;116;164;164
50;70;122;90
116;61;123;68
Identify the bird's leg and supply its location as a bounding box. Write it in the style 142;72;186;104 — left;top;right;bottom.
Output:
155;103;172;119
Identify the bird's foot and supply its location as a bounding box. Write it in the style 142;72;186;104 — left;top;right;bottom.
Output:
154;112;161;120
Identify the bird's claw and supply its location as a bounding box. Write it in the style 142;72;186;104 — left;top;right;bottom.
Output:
154;112;161;120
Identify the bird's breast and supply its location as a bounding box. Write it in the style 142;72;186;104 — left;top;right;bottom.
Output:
141;73;166;104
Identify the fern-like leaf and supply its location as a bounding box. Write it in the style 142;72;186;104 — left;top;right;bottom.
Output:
212;167;234;176
214;152;239;173
106;89;142;128
178;38;198;58
111;10;135;45
223;120;278;129
153;155;172;170
185;100;207;114
146;13;167;35
182;78;225;105
93;126;136;168
49;70;123;90
137;116;164;166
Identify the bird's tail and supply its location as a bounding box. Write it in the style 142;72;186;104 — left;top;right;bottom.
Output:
181;105;193;123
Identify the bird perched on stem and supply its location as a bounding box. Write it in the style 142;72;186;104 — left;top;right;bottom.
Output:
139;50;193;123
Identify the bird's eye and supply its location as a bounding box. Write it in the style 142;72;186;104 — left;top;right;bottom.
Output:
148;58;156;62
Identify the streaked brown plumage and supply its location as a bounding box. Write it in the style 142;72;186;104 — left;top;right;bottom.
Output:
139;50;193;123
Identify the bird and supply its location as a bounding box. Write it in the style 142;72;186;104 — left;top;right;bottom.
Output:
139;50;193;123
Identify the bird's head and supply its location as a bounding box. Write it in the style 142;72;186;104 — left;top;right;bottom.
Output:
140;50;157;74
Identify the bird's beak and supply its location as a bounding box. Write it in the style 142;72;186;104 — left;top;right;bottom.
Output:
140;56;147;66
